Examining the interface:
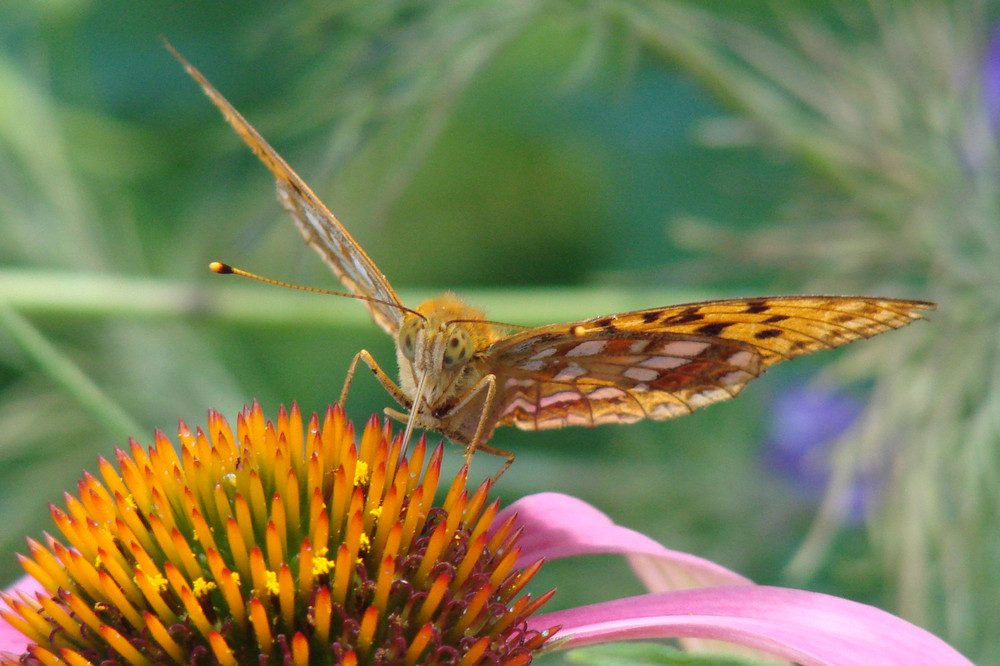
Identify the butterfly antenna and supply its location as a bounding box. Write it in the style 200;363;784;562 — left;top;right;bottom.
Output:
449;318;529;331
210;262;424;319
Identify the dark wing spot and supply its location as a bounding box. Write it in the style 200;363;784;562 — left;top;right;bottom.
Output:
695;322;733;336
642;311;661;324
662;309;704;325
754;329;782;340
594;317;616;329
764;314;790;323
743;300;770;314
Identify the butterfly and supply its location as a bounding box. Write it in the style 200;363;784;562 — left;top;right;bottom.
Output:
168;42;935;477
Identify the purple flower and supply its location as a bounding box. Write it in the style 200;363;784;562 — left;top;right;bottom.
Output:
0;408;972;665
766;384;884;520
983;26;1000;130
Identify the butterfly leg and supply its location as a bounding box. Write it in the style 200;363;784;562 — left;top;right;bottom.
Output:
476;441;516;484
446;374;516;482
340;349;411;410
382;373;514;482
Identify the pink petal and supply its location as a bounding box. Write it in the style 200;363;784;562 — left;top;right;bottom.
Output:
498;492;750;590
529;585;973;666
0;575;44;654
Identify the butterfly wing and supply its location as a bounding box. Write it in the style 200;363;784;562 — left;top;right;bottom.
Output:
168;43;405;335
486;296;935;430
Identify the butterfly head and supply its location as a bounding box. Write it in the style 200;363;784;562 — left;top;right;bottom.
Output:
395;293;501;409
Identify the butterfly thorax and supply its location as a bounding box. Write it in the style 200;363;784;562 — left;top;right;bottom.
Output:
395;293;503;413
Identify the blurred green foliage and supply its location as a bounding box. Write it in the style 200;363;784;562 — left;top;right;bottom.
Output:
1;0;995;663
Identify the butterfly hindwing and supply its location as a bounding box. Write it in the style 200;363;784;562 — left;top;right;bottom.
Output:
491;327;761;430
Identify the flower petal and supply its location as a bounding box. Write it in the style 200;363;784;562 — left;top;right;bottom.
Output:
0;575;44;653
529;585;973;666
497;492;750;591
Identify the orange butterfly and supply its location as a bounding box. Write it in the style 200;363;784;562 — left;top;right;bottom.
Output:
169;43;935;476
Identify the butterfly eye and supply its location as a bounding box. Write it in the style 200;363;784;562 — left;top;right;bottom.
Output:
442;326;473;370
398;317;421;362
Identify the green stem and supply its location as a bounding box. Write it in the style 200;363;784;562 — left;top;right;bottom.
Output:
0;302;143;441
0;268;704;329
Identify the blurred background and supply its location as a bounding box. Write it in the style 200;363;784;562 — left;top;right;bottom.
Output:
2;1;997;662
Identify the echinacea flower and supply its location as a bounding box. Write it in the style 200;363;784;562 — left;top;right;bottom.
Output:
0;405;972;665
0;403;553;665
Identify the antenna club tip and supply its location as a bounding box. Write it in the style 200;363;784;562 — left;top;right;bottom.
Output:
209;261;233;274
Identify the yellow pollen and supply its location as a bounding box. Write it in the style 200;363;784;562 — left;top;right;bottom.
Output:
370;505;383;520
265;570;279;595
193;577;217;597
353;461;370;485
125;494;137;510
135;566;168;592
312;556;335;576
229;571;241;587
358;533;371;552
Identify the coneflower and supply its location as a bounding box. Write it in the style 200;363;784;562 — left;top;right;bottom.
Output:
0;402;554;665
0;404;971;666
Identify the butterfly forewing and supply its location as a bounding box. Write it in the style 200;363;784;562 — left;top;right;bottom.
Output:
487;296;933;431
635;296;932;366
167;43;404;336
276;182;403;334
